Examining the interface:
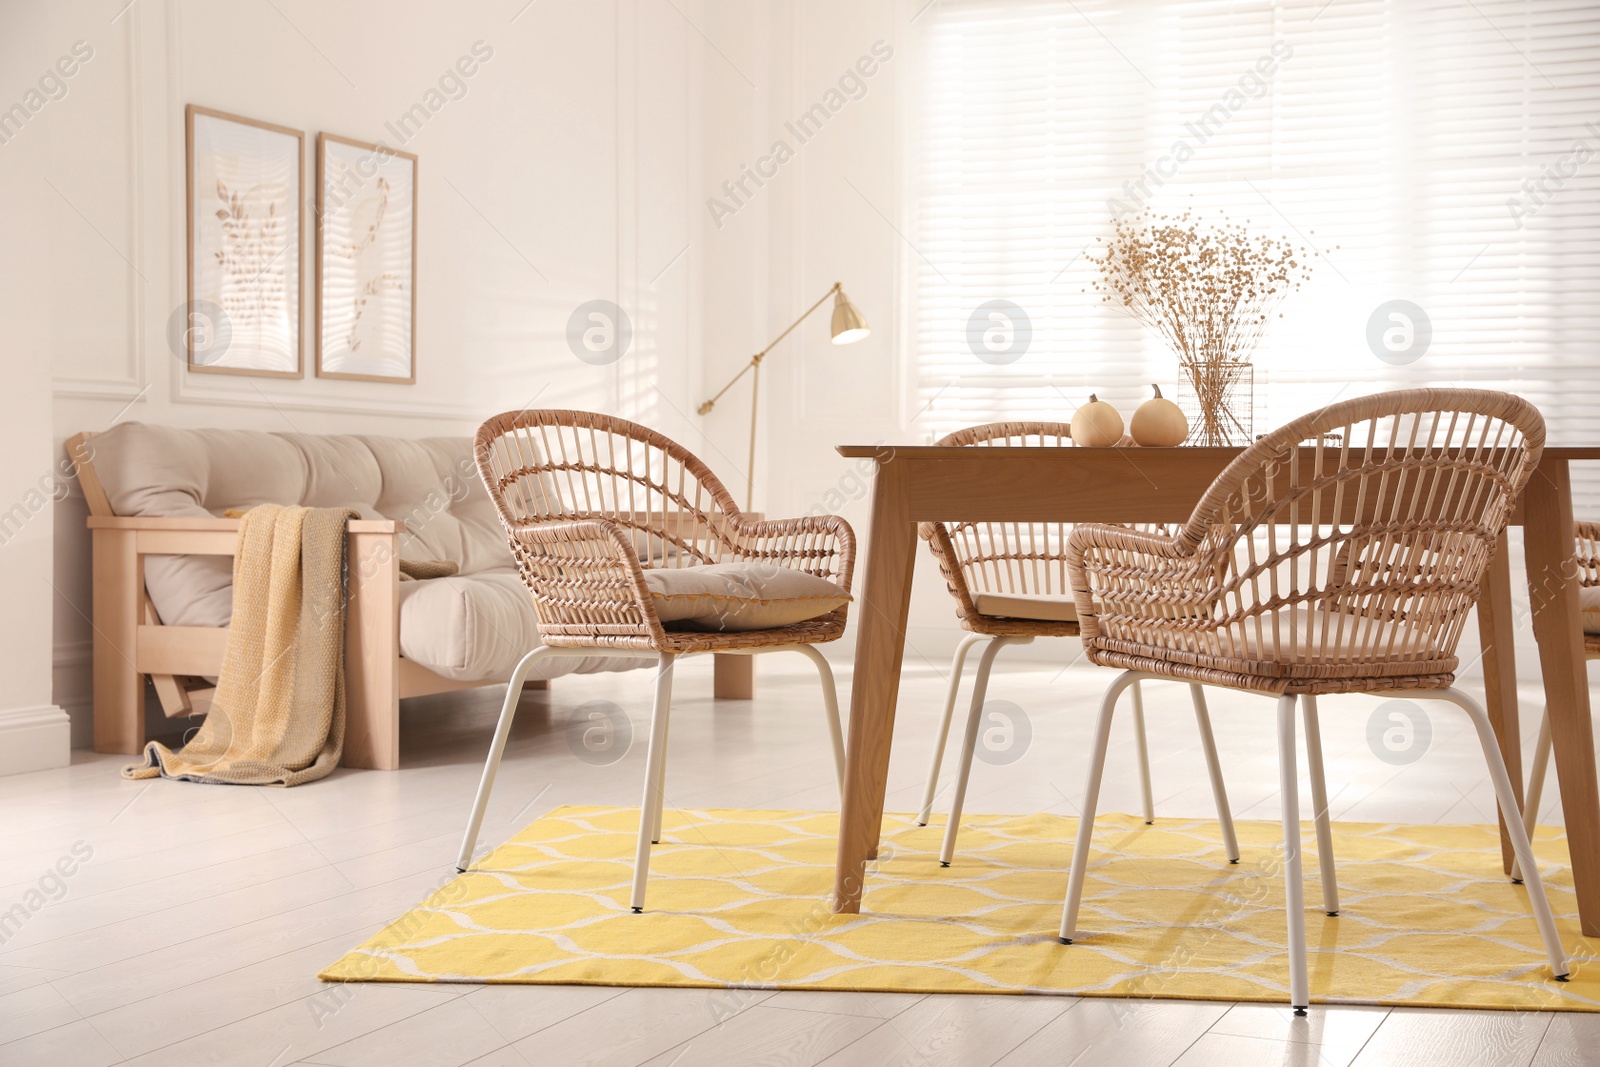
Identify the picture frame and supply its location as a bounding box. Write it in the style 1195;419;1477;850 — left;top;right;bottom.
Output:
184;104;305;378
315;132;418;383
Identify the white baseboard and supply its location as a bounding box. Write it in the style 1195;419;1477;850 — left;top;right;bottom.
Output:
0;705;72;776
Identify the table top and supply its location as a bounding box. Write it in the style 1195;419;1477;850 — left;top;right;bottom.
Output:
833;443;1600;524
837;444;1600;461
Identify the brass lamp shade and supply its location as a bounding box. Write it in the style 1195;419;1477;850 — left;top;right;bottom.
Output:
830;289;871;345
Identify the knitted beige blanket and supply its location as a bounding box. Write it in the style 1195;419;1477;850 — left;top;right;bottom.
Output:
124;504;355;786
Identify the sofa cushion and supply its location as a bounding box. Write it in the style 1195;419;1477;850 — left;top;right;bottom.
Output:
643;563;849;632
358;435;511;577
398;570;644;682
90;422;518;628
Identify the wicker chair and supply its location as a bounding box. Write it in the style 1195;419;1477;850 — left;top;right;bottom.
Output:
1056;389;1568;1012
918;422;1239;868
1519;520;1600;848
454;410;855;912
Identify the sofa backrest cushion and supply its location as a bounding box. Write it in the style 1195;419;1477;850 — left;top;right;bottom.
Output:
91;422;513;575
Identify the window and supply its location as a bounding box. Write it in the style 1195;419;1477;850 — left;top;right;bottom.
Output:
909;0;1600;504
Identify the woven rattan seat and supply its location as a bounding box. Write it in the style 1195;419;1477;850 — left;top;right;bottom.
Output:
1055;388;1569;1012
455;409;855;911
915;421;1239;867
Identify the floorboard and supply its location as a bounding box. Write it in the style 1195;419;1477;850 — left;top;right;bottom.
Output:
0;658;1587;1067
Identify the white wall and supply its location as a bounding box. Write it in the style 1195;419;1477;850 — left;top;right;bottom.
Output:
696;0;980;674
35;0;708;754
691;0;1547;683
0;3;72;774
23;0;1549;771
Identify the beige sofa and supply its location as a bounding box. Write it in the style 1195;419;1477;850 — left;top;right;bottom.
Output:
74;422;656;769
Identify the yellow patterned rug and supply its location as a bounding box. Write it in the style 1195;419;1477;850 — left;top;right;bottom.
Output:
321;806;1600;1010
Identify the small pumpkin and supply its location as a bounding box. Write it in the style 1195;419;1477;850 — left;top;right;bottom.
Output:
1130;384;1189;447
1070;394;1124;447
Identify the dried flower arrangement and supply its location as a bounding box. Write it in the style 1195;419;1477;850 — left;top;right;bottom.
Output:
1090;210;1318;445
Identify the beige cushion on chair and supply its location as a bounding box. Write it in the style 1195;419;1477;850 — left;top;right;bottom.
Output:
1582;586;1600;635
972;591;1078;622
644;563;849;631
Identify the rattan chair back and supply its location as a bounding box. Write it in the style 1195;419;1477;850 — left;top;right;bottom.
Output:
1070;389;1545;692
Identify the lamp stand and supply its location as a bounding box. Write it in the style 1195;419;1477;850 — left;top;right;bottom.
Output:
747;358;760;511
697;282;844;512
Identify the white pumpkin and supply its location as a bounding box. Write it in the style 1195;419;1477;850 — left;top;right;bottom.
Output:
1130;384;1189;447
1071;394;1124;447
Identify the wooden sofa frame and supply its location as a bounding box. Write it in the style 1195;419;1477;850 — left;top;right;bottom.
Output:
71;431;548;771
71;432;757;771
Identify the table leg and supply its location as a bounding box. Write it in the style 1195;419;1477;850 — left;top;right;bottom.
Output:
713;654;754;699
1523;457;1600;937
834;459;917;914
1477;530;1523;876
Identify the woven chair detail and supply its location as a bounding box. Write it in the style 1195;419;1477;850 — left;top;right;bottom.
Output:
1054;388;1567;1012
458;409;855;914
915;421;1239;869
921;422;1078;637
1068;389;1546;694
474;408;854;652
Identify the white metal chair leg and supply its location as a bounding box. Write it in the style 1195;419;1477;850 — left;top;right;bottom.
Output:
1059;670;1142;942
939;636;1023;866
918;634;987;825
1276;693;1310;1014
631;653;677;912
1436;688;1568;979
794;644;847;796
648;658;675;845
1523;709;1553;859
1301;694;1339;916
456;647;559;872
1189;684;1240;864
1130;680;1156;824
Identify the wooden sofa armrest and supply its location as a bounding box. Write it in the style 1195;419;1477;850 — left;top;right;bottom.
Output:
88;514;400;543
88;509;408;767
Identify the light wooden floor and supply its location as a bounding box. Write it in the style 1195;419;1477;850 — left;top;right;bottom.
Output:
3;653;1596;1066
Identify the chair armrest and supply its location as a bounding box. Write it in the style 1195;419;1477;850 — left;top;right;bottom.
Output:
1066;522;1214;641
506;518;665;637
723;513;857;594
918;520;982;622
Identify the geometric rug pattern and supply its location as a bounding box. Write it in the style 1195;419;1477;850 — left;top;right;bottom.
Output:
321;805;1600;1010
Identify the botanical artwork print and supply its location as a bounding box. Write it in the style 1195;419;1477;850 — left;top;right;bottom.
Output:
318;138;414;380
213;179;288;342
336;172;403;354
190;112;300;373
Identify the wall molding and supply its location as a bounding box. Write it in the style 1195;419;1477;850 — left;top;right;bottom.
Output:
0;705;72;777
169;381;481;422
51;1;147;400
54;381;150;402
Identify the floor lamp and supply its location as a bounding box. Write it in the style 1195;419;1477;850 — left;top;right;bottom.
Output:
697;282;870;510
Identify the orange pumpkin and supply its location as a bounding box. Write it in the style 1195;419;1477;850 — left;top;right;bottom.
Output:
1071;394;1124;447
1130;384;1189;447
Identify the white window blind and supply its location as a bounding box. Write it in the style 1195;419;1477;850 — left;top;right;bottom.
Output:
910;0;1600;506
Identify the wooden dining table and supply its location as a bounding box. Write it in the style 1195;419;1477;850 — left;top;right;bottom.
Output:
830;443;1600;936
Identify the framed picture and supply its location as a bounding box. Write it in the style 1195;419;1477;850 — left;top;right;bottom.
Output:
185;105;304;377
315;133;417;383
